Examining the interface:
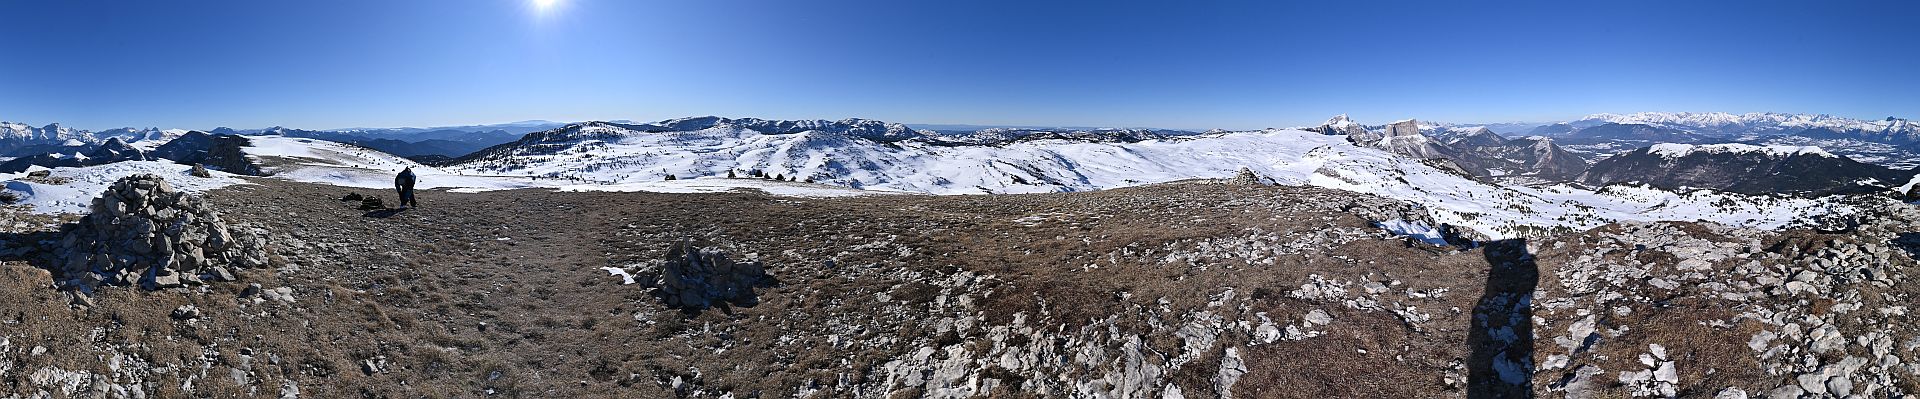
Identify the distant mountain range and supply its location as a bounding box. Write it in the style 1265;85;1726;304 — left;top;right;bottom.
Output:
422;115;1890;238
0;120;566;163
1580;143;1914;196
6;111;1916;200
8;112;1911;241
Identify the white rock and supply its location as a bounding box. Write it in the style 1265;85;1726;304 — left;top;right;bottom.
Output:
1826;376;1852;396
1766;385;1803;399
1304;309;1333;325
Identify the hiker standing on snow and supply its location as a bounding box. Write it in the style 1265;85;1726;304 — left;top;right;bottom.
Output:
395;167;418;208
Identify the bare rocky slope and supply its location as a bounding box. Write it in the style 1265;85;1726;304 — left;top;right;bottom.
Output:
0;176;1916;398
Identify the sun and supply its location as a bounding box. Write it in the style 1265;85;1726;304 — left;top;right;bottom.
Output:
532;0;559;10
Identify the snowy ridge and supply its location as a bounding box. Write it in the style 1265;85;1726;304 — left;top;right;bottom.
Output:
1581;112;1916;135
1323;114;1358;130
1646;143;1834;159
235;135;887;197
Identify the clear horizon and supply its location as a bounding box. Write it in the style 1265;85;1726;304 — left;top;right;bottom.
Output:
3;0;1916;132
3;109;1920;133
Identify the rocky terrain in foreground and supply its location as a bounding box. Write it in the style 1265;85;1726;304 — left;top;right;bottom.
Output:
0;176;1915;398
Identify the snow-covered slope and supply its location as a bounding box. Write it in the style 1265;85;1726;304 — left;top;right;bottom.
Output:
2;161;249;214
443;119;1862;239
1581;143;1914;196
1645;143;1833;158
239;135;885;197
243;135;551;191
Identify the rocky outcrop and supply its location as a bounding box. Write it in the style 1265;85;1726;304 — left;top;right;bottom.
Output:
649;241;775;311
153;132;265;176
1538;200;1920;398
1349;119;1453;161
54;174;270;292
1320;116;1591;182
1306;114;1370;137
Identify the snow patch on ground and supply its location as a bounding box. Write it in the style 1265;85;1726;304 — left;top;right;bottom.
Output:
1376;219;1450;245
601;266;636;285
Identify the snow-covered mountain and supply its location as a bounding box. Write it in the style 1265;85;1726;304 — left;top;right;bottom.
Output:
1516;113;1920;169
1578;112;1920;141
1579;143;1917;196
0;137;158;173
942;127;1194;145
438;117;1866;239
0;122;97;156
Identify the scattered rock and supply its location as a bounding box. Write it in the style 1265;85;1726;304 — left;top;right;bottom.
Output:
170;305;200;320
264;287;296;303
1304;309;1333;325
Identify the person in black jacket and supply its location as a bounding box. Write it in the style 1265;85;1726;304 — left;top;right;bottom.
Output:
395;167;418;208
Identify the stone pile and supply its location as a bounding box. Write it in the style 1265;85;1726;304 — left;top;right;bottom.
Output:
55;174;269;291
339;192;384;210
1229;167;1274;185
652;241;774;310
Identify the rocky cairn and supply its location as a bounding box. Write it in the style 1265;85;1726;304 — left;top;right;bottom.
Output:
650;241;776;311
55;174;268;291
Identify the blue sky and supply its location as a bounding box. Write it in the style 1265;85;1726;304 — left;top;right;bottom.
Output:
2;0;1916;131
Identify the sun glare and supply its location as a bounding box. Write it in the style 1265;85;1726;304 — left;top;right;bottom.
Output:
532;0;559;11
